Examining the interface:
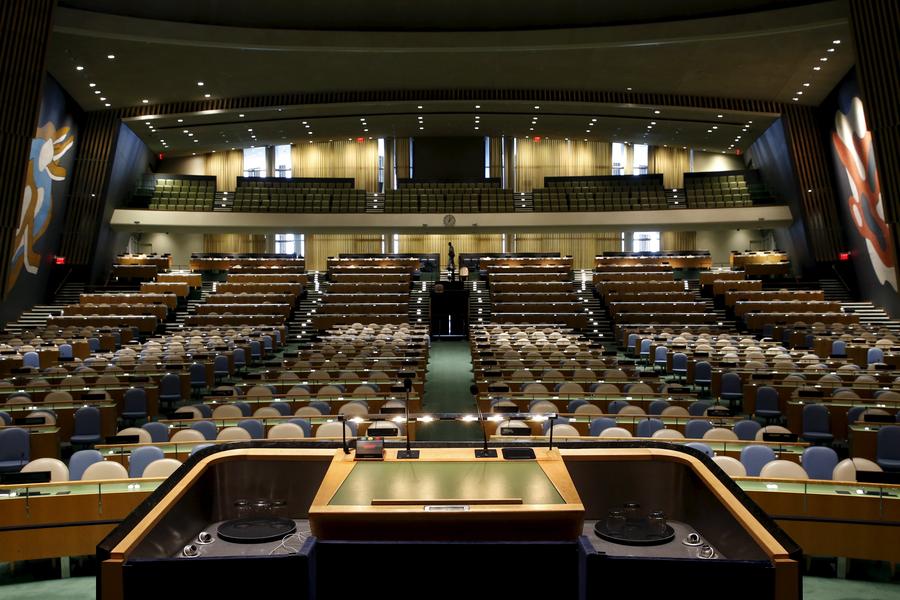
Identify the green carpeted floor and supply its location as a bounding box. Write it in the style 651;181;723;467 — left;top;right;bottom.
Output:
417;339;482;441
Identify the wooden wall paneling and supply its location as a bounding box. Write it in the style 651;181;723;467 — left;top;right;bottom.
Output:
781;105;843;262
0;0;55;295
399;234;501;270
59;111;120;265
306;234;382;271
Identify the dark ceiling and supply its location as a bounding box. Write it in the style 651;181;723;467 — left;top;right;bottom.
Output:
47;1;852;156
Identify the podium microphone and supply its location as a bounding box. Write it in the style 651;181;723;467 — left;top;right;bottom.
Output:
471;384;497;458
397;378;418;459
339;414;349;455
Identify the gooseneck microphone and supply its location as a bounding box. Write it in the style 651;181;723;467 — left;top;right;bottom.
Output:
339;414;349;455
472;383;497;458
397;377;419;459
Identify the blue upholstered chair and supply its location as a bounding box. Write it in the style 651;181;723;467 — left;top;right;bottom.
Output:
685;442;714;457
270;401;292;416
648;400;670;416
876;425;900;471
288;418;313;437
190;362;207;396
802;403;833;444
802;446;839;480
733;419;762;441
693;361;712;393
128;446;165;478
70;406;102;446
238;419;264;439
214;355;230;381
754;386;781;422
0;428;30;472
688;401;711;416
653;346;668;372
740;445;776;477
191;420;218;440
159;373;182;407
719;372;743;410
671;352;688;381
22;352;40;369
607;400;630;414
868;347;885;365
685;419;712;440
122;387;148;422
142;422;169;443
589;417;617;437
68;449;103;481
636;418;664;438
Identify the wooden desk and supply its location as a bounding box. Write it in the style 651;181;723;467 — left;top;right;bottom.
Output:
309;447;584;541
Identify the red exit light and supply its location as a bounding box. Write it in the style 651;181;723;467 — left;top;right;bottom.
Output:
356;137;365;143
533;136;542;143
838;252;850;261
54;256;66;265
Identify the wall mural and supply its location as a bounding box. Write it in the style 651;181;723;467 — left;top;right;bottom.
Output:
6;123;75;291
825;71;899;314
832;96;897;291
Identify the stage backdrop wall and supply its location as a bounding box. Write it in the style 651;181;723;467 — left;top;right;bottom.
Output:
2;75;79;325
822;69;900;315
411;137;485;181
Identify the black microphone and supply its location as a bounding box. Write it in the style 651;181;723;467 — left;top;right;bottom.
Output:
547;413;556;451
397;377;418;459
339;414;349;455
471;383;497;458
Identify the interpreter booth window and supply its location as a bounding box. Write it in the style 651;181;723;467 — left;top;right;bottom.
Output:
632;231;660;252
612;143;626;176
274;145;292;178
243;146;267;178
633;143;648;175
275;233;302;256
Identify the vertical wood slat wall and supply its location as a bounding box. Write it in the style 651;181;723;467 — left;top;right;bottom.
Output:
58;111;120;265
514;233;625;270
0;0;54;295
400;234;501;271
305;234;382;271
780;105;843;262
849;0;900;227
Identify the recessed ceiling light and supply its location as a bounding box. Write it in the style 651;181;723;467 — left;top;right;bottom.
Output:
419;126;424;130
803;83;810;87
76;66;84;71
104;103;110;107
188;133;193;136
364;129;368;132
585;129;591;133
183;129;188;133
308;131;312;135
475;105;480;109
89;83;96;87
474;126;479;130
717;114;723;118
193;139;198;143
651;121;656;125
813;66;821;71
107;54;115;59
833;39;841;44
797;91;803;95
204;93;210;98
792;97;799;101
707;129;712;133
626;87;632;91
94;90;101;95
177;118;183;123
247;128;253;132
529;127;534;131
534;105;540;109
820;57;828;62
197;81;204;86
141;99;149;103
192;152;196;155
827;48;835;53
417;105;423;109
99;97;106;101
591;118;597;122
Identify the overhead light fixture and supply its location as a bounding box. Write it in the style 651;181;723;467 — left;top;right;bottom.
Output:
197;81;204;86
653;110;660;114
419;126;424;130
183;129;188;133
76;66;84;71
141;99;149;103
474;126;479;130
107;54;115;59
204;93;210;98
626;87;632;91
247;128;253;132
475;104;480;109
99;97;106;101
104;103;110;107
820;57;828;62
792;97;799;101
534;105;540;109
827;48;835;53
585;129;591;133
94;90;101;95
89;83;96;87
833;39;841;44
651;121;656;125
813;66;821;71
193;139;198;143
712;126;718;129
177;118;183;123
717;114;723;118
417;105;423;109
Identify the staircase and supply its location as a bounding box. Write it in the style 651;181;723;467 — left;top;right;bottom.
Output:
287;272;322;348
818;278;853;303
409;278;432;327
574;271;614;350
684;278;734;331
5;282;84;335
468;278;491;326
666;188;686;209
212;191;232;212
166;280;215;333
841;301;900;335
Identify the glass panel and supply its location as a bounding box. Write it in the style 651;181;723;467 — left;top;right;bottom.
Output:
274;144;291;178
633;143;648;175
243;146;266;178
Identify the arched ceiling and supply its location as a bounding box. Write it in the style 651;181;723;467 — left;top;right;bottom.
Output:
47;1;853;156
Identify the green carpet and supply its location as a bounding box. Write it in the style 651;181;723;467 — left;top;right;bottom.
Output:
417;339;482;441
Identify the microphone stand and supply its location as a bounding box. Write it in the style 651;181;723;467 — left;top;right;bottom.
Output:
472;384;497;458
339;415;349;455
397;378;418;459
548;414;556;451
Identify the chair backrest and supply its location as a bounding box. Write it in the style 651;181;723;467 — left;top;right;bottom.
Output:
660;405;689;417
589;417;617;436
574;403;602;415
760;460;808;480
142;458;182;478
217;426;252;441
549;423;580;437
607;400;629;414
171;429;206;443
703;427;738;441
877;425;900;462
684;442;713;457
22;457;69;481
636;418;664;438
316;421;352;438
740;444;776;476
190;420;219;440
802;403;830;433
142;422;169;443
733;420;762;441
68;449;103;480
598;427;632;438
252;406;281;418
712;456;746;477
755;425;792;440
694;361;712;382
246;385;274;398
832;457;882;481
687;401;711;416
557;382;583;394
685;419;712;439
81;460;129;481
267;422;306;439
295;405;323;417
212;404;243;419
128;446;165;478
338;402;368;418
801;446;839;480
720;372;741;394
237;419;264;439
73;406;100;435
529;400;558;414
868;347;885;364
648;400;670;415
672;353;688;369
117;427;152;445
287;385;311;397
650;428;684;440
160;373;181;395
755;386;779;410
